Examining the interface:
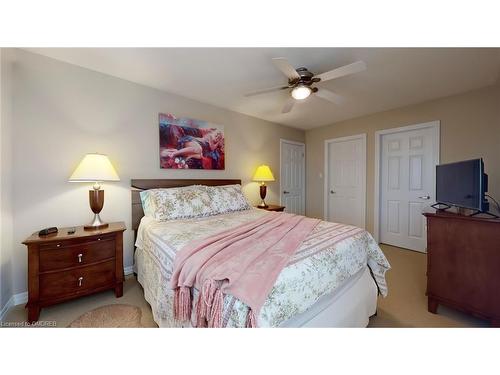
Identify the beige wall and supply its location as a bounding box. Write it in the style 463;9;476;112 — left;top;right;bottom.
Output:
4;49;304;302
306;84;500;235
1;49;14;311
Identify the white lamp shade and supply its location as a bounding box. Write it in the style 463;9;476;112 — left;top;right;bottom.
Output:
69;153;120;182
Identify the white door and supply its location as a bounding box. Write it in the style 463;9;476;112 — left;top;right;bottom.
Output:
380;125;439;252
325;135;366;228
280;140;305;215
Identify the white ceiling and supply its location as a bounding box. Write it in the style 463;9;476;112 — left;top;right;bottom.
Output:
26;48;500;130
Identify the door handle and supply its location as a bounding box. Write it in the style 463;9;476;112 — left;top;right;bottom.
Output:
283;191;290;194
330;190;336;194
418;195;430;200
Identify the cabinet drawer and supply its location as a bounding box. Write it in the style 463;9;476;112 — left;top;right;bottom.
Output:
38;233;115;251
39;238;115;272
39;260;115;300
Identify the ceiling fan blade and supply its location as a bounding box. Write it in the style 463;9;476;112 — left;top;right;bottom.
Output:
315;61;366;82
281;97;295;113
272;57;300;80
244;85;289;97
315;88;344;105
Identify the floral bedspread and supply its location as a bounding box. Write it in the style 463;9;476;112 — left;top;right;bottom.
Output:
135;209;390;327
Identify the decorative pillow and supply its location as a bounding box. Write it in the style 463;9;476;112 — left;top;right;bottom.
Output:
140;185;214;221
207;184;252;214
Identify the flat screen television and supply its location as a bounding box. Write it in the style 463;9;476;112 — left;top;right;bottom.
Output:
436;158;489;212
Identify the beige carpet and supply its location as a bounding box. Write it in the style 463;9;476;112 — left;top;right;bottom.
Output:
2;245;490;328
68;304;143;328
2;275;158;328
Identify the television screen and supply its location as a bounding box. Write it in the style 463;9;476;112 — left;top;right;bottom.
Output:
436;159;487;211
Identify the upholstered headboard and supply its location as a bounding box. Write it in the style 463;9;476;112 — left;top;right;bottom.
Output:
131;178;242;237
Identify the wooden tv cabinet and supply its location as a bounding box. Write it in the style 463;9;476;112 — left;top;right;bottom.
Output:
424;211;500;326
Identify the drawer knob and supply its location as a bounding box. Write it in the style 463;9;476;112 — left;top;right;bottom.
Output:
77;253;83;263
97;238;101;241
56;244;61;247
78;276;83;287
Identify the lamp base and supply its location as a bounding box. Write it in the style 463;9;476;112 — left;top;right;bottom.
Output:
258;183;268;208
84;213;109;230
257;201;269;208
84;189;108;230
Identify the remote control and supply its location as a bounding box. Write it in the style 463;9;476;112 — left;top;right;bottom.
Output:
38;227;58;236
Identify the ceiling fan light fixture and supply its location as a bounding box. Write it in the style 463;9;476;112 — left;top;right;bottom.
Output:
291;85;311;100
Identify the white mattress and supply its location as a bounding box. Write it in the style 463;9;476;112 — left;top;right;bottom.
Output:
280;267;377;327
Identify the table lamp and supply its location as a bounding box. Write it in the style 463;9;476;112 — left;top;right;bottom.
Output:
69;153;120;230
252;165;275;208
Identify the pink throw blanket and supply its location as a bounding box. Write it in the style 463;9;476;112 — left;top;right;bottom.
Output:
170;212;320;327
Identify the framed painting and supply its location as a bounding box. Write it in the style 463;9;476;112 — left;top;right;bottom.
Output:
159;113;225;170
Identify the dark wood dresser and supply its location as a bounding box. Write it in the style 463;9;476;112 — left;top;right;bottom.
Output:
424;212;500;326
22;222;126;322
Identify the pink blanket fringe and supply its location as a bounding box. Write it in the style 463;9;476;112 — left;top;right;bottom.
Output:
174;280;256;328
245;309;257;328
173;286;192;322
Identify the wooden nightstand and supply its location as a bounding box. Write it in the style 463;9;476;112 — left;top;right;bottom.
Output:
22;222;126;322
256;204;285;212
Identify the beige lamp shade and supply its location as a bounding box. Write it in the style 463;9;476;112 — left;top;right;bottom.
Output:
69;153;120;182
252;165;275;182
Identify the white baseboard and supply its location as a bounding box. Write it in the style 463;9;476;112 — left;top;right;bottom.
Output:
0;266;134;321
0;291;27;321
1;295;15;322
13;291;28;305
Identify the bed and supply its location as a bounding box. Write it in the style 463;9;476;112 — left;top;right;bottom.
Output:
131;179;390;328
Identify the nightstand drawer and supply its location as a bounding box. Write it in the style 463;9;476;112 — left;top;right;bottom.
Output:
39;260;116;300
39;238;115;272
38;233;115;251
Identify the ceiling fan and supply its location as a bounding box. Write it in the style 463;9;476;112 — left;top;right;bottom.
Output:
244;57;367;113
